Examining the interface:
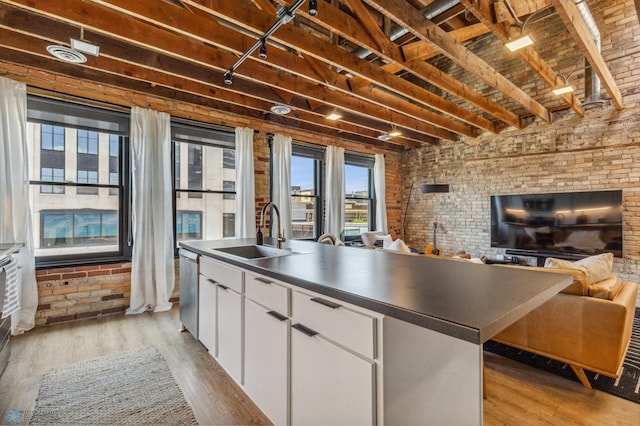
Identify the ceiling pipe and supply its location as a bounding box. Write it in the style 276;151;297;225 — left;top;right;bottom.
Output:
574;0;601;103
350;0;461;60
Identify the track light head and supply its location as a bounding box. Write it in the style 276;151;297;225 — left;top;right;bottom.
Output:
224;70;233;85
259;41;267;59
308;0;318;16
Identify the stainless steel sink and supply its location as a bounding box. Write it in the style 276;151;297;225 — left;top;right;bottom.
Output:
213;245;296;259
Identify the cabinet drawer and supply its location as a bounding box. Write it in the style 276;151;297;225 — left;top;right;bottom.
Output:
200;256;243;293
245;273;289;315
293;291;376;359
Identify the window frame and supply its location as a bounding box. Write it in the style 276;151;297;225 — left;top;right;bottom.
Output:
27;96;131;268
343;153;376;241
286;144;324;241
171;120;236;256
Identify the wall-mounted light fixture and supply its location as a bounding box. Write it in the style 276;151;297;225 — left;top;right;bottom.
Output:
421;183;450;193
223;0;318;84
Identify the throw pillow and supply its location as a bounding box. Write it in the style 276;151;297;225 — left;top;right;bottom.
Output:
575;252;614;284
385;239;411;254
544;253;613;285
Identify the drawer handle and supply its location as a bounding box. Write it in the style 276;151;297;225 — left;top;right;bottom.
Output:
218;284;229;291
311;297;341;309
266;311;288;322
292;323;318;338
255;277;273;285
206;278;218;285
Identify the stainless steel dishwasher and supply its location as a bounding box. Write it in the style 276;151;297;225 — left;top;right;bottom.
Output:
178;248;199;339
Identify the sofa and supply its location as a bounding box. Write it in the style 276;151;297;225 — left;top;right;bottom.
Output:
491;254;638;388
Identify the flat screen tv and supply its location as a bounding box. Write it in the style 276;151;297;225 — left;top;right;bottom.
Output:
491;190;623;258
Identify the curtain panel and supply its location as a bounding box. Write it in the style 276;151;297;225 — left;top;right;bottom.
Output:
235;127;256;238
324;145;345;239
127;107;175;314
271;134;292;239
0;77;37;334
374;153;388;234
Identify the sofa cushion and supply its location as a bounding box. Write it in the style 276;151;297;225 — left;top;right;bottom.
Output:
575;253;614;284
588;275;623;300
544;253;613;285
541;266;588;296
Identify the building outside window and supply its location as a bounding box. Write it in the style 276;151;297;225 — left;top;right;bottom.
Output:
343;155;375;241
27;96;130;265
173;121;236;250
290;145;322;240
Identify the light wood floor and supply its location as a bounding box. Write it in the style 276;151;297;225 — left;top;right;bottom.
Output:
1;307;638;425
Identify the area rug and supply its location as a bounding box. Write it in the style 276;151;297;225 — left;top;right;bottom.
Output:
30;346;198;425
484;308;640;404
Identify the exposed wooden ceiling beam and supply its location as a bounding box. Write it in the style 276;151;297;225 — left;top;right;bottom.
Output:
294;0;521;129
1;0;448;143
548;0;623;110
180;0;493;133
459;0;584;117
364;0;552;123
401;23;489;63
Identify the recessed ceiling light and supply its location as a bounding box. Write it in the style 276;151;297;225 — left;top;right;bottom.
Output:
270;105;292;115
505;34;533;52
552;86;574;95
46;45;87;64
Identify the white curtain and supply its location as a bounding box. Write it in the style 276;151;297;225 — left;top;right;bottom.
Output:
235;127;256;238
271;134;292;239
374;153;388;234
127;107;174;314
0;77;37;335
324;145;345;239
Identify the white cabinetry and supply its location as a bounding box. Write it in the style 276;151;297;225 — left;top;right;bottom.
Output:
290;323;375;425
290;290;378;426
198;275;217;355
199;257;244;385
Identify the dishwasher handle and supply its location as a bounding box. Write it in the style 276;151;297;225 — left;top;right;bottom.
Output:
178;248;199;262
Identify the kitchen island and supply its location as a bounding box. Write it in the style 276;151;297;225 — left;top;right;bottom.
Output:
180;238;572;425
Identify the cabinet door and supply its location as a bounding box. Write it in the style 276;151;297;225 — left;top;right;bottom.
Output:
198;275;217;355
291;324;375;426
244;298;289;426
217;286;243;384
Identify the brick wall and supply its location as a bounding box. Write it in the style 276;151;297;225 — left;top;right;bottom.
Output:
401;106;640;286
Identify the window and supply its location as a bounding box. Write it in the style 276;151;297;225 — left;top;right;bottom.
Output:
344;155;375;241
223;180;235;200
40;167;65;194
176;211;202;240
223;149;235;169
172;121;235;250
289;145;323;240
27;96;130;265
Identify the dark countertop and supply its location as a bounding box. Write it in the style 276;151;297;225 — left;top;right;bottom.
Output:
180;239;572;345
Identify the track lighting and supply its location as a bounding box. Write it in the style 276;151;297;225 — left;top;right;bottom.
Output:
308;0;318;16
259;40;267;59
223;0;318;85
224;70;233;85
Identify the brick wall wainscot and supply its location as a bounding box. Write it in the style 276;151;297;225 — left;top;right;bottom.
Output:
35;261;181;326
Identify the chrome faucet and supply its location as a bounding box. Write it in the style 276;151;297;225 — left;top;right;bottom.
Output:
259;202;286;249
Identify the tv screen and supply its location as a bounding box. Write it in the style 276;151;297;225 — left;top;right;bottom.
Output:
491;190;623;258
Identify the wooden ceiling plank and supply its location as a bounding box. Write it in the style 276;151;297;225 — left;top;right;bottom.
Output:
0;34;419;149
547;0;623;110
88;0;466;138
286;0;520;129
401;23;488;62
460;0;584;117
181;0;493;132
343;0;391;55
2;0;455;141
250;0;277;15
364;0;551;123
